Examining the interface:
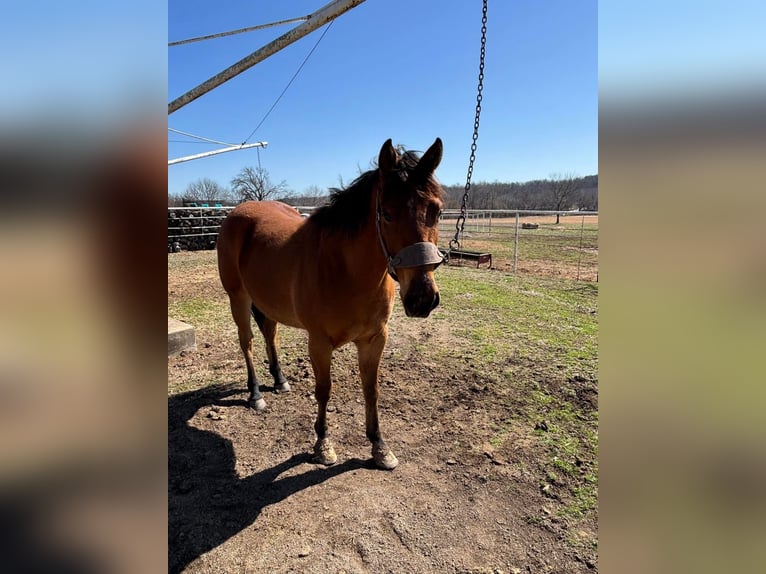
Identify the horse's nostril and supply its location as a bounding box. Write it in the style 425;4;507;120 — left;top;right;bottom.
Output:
431;292;440;310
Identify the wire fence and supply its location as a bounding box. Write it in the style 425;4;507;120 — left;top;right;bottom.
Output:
168;207;230;250
168;207;598;282
439;209;598;282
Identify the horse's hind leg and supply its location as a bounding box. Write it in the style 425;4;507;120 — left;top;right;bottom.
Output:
308;335;337;465
356;328;398;470
229;293;266;411
251;305;291;393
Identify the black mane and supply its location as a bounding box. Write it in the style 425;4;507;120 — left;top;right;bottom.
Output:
309;150;422;234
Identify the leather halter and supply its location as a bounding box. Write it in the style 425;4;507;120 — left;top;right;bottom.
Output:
375;188;445;282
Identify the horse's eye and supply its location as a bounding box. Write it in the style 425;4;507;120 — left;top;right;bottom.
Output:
425;205;442;227
382;211;393;223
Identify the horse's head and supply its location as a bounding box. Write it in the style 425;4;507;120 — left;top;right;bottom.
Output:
377;138;444;318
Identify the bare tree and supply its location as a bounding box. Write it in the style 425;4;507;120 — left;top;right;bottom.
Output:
548;173;580;224
475;184;497;210
230;166;288;202
441;176;598;212
168;192;184;207
297;185;328;207
184;177;231;203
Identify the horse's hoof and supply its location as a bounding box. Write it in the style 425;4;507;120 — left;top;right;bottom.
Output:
249;397;267;412
313;439;338;466
275;381;291;393
372;442;399;470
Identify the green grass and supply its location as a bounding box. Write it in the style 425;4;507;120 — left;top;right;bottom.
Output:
428;266;598;525
433;268;598;380
169;297;218;322
428;266;599;524
167;296;232;333
535;392;599;521
562;485;598;519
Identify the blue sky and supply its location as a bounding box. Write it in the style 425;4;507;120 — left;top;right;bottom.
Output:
0;1;165;126
599;0;766;102
169;0;598;195
3;1;762;193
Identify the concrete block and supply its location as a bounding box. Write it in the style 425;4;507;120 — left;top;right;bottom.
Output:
168;318;196;356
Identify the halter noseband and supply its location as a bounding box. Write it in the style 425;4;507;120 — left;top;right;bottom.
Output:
375;189;446;282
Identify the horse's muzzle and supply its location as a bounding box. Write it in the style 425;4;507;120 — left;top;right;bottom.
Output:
403;289;440;318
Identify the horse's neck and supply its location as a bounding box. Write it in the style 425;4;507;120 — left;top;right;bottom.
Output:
330;211;389;289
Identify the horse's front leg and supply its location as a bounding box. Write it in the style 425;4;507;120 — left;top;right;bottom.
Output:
309;335;337;465
356;328;398;470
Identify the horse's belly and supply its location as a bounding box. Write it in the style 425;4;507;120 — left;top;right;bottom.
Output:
244;253;305;329
247;292;305;329
295;286;395;348
265;310;304;330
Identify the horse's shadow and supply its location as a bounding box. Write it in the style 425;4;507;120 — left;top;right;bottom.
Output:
169;383;368;574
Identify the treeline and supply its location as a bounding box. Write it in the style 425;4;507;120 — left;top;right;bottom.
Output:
170;169;598;212
441;174;598;211
280;174;598;211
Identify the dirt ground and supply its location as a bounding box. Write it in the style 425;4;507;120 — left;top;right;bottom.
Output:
168;254;598;573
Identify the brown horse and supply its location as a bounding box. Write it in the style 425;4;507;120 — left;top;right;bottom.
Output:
216;138;445;470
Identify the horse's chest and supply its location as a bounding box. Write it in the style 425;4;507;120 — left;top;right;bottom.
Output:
323;293;393;346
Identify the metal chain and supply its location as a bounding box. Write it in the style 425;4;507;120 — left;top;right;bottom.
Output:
449;0;487;254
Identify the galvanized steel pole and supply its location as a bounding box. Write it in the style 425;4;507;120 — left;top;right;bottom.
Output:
168;0;367;114
513;212;519;273
577;214;585;281
168;142;268;165
169;16;311;47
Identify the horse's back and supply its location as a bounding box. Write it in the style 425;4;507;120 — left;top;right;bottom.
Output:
217;202;305;323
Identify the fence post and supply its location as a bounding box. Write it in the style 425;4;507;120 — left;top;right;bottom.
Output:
513;211;519;273
576;214;585;281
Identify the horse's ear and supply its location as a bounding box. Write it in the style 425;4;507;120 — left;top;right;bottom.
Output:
413;138;443;180
378;139;398;172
